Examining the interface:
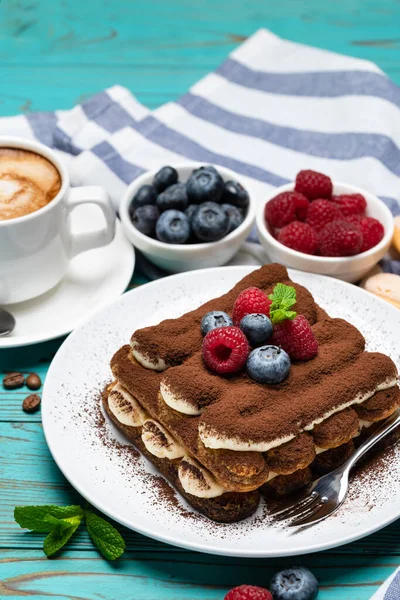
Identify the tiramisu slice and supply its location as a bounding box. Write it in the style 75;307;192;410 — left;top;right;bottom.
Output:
104;264;400;522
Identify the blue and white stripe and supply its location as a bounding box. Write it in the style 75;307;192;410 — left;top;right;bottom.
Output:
1;28;400;226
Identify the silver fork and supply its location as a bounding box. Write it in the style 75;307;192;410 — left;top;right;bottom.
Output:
268;409;400;528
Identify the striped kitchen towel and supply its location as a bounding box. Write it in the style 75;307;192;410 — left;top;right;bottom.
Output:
370;567;400;599
2;28;400;265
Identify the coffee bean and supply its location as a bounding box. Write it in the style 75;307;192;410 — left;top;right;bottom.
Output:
3;372;25;390
26;373;42;391
22;394;41;413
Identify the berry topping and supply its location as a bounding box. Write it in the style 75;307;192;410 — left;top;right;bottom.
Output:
278;222;318;255
131;205;160;237
271;315;318;361
332;193;366;216
246;345;291;384
131;184;157;208
240;313;273;347
225;584;273;600
222;180;250;210
185;204;198;221
319;219;363;256
265;192;296;228
292;191;310;221
153;166;178;192
359;217;385;252
305;198;342;231
270;567;319;600
156;183;188;212
202;326;249;374
222;203;245;233
187;166;224;204
232;287;272;326
295;169;333;200
201;311;233;336
191;201;229;242
155;210;190;244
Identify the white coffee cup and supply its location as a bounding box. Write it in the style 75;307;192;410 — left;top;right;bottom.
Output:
0;136;116;304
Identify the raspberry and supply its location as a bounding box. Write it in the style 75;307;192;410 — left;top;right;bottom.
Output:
319;219;363;256
305;199;342;231
344;214;363;227
278;222;318;255
202;326;249;374
359;217;385;252
271;315;318;361
332;193;366;216
265;192;309;229
225;585;273;600
291;191;309;221
264;192;296;228
232;287;272;326
295;170;332;200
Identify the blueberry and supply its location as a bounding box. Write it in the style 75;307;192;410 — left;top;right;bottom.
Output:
186;167;224;204
185;204;199;221
156;183;188;212
221;180;250;210
201;311;233;336
222;203;245;233
270;567;318;600
246;345;290;384
131;184;157;210
153;166;178;192
240;314;273;346
131;205;160;237
191;201;229;242
192;165;219;177
155;209;190;244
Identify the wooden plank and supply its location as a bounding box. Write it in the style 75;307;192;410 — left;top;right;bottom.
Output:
1;0;400;116
0;549;399;599
1;421;400;555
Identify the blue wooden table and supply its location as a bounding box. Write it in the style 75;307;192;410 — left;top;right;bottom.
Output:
1;1;400;598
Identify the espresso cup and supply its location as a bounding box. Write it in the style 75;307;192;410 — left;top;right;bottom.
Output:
0;136;116;304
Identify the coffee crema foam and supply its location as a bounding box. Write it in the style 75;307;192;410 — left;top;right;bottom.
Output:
0;148;62;220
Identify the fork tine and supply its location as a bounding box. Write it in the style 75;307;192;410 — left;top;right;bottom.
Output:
268;491;318;519
289;500;333;527
284;498;327;525
274;495;322;523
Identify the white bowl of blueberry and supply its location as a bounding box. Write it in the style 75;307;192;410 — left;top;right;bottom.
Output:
119;162;255;272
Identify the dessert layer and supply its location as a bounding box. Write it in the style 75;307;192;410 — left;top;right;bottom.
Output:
131;264;323;370
102;383;260;522
111;346;400;491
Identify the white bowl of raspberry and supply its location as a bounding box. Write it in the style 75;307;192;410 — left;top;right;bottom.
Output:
256;170;394;283
120;162;255;273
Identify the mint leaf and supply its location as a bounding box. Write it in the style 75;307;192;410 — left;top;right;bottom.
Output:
14;505;84;533
85;510;126;560
44;514;82;535
268;283;297;325
270;308;297;324
43;515;81;557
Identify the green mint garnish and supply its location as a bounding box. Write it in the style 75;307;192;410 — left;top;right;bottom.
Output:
86;510;126;560
43;515;82;557
14;504;126;560
268;283;297;325
14;505;84;533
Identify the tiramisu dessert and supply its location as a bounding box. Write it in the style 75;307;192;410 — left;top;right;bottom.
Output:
103;264;400;522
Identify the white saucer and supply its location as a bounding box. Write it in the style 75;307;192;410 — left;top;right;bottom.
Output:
42;267;400;557
0;212;135;348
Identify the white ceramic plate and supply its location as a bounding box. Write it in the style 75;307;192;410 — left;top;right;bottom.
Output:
0;207;135;348
42;266;400;557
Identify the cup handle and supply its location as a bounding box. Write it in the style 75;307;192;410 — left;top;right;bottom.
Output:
66;186;116;259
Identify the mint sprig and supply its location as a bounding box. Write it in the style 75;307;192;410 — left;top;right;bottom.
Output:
14;504;126;560
86;510;126;560
268;283;297;325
